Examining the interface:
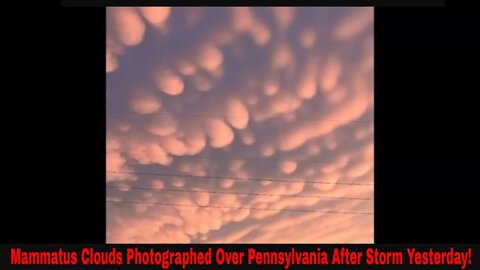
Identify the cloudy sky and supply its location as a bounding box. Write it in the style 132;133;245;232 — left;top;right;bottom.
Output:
106;7;373;243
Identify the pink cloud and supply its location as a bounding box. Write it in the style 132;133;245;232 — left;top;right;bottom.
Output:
106;7;373;244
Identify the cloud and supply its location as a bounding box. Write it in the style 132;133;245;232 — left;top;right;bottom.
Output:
298;28;316;48
106;138;136;182
107;7;373;243
110;7;145;46
320;56;342;92
154;70;185;96
334;8;374;42
272;7;296;32
106;50;118;73
205;118;235;148
148;113;178;136
139;7;171;28
197;45;224;73
225;98;249;130
129;90;162;115
231;7;271;46
279;160;297;174
295;57;318;100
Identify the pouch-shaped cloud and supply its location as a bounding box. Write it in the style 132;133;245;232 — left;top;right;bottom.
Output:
148;114;177;136
139;7;171;28
279;160;297;174
273;7;295;31
110;7;145;46
320;56;342;92
231;7;271;46
106;51;118;73
225;98;249;129
197;45;224;73
106;138;136;182
205;118;235;148
296;58;318;100
129;90;162;114
127;140;172;166
154;70;185;96
107;7;373;243
334;8;373;42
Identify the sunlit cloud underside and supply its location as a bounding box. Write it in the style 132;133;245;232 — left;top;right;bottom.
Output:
106;7;374;243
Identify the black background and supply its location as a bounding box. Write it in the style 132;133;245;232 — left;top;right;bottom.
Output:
375;5;479;243
2;3;479;245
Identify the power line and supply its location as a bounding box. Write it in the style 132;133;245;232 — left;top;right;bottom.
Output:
107;199;373;215
107;185;373;200
106;171;373;186
143;154;372;164
107;111;373;124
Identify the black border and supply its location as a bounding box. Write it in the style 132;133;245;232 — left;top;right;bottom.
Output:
57;7;106;243
375;6;479;243
3;7;106;244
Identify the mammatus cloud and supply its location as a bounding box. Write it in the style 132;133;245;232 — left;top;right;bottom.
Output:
106;7;374;243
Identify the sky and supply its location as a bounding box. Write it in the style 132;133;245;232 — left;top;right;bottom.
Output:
106;7;374;243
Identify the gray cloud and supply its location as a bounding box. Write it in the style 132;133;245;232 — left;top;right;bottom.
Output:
106;7;373;243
